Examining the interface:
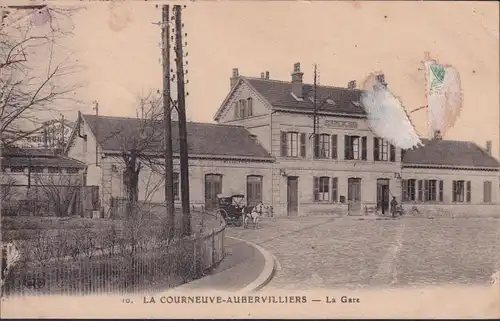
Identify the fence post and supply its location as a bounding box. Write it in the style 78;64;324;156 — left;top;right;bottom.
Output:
211;229;215;267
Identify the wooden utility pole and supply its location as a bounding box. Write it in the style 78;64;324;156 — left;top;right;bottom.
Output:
173;5;191;236
312;64;319;158
93;101;99;167
161;5;175;239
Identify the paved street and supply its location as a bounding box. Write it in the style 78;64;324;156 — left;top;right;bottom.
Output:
226;216;500;290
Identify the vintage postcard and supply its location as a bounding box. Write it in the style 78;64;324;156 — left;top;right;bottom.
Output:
1;0;499;319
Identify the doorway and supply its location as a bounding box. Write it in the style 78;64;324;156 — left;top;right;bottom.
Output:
348;178;362;212
377;179;390;214
287;176;298;216
205;174;222;211
246;175;263;208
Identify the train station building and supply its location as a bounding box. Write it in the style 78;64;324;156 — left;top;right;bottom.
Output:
64;62;499;218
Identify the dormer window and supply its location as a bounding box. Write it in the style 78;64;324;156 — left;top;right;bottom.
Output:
234;98;253;119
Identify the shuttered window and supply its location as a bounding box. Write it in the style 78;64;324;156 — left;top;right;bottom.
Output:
331;134;338;159
439;180;443;202
331;177;338;202
300;133;306;157
361;137;367;160
390;144;396;162
313;176;330;201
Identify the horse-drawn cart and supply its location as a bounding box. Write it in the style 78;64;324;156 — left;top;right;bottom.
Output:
217;194;245;227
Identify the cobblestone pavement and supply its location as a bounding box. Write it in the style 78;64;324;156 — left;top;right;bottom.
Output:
225;216;500;290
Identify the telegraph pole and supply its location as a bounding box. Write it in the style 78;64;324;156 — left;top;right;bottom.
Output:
161;5;175;238
312;64;319;158
93;100;99;167
173;5;191;236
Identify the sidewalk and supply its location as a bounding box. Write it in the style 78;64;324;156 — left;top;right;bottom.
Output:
171;236;268;292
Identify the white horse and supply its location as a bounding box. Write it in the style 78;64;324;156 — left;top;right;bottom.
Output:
243;203;264;229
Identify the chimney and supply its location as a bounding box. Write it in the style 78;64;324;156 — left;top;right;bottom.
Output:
260;72;265;79
230;68;239;89
265;71;270;79
375;74;387;87
433;130;442;140
486;140;492;154
291;62;304;98
347;80;356;89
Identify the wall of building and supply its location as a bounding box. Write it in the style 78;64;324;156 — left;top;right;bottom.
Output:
271;112;402;216
66;118;105;205
401;166;500;216
99;155;273;218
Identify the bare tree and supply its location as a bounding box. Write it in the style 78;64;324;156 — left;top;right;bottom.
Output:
32;173;82;217
0;5;83;147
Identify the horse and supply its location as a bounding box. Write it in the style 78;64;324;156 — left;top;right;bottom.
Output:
242;202;273;229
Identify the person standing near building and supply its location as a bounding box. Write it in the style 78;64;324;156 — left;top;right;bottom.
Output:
390;197;398;218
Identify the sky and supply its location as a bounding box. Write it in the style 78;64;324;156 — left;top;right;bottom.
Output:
7;0;500;158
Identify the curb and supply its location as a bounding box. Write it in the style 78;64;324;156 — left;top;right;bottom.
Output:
228;236;277;293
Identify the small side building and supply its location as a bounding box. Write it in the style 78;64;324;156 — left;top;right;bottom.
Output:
401;139;500;216
64;114;274;218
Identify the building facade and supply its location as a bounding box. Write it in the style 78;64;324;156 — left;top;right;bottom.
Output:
65;114;274;218
214;64;403;216
214;63;499;217
62;62;499;218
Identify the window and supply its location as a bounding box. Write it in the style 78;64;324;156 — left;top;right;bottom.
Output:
48;167;62;174
173;172;180;200
452;180;471;203
66;167;79;174
374;138;389;161
344;135;361;159
281;132;306;158
313;176;330;201
331;177;338;202
402;179;416;201
483;181;492;203
234;98;253;119
425;180;437;201
10;166;25;173
331;135;338;159
374;138;396;162
313;134;330;159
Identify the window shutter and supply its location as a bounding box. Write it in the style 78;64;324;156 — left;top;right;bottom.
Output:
466;180;471;203
439;180;443;202
452;180;456;202
417;180;423;201
297;133;305;157
312;134;319;158
247;98;253;116
373;138;379;161
313;176;319;202
344;135;350;160
331;135;338;159
390;144;396;162
331;177;338;202
234;101;240;119
280;131;287;156
423;180;429;202
402;179;408;201
361;136;367;160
